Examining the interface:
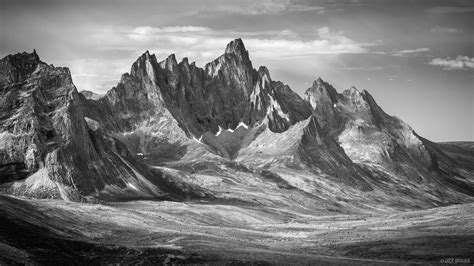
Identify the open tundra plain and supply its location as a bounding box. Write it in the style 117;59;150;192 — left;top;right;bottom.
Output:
1;192;474;264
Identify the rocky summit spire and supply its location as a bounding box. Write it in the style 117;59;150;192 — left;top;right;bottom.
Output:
225;38;246;54
304;77;338;110
257;66;271;79
224;38;250;64
130;50;155;77
0;51;43;86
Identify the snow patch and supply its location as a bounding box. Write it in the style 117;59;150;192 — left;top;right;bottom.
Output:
237;121;249;129
226;122;248;133
128;183;138;191
214;121;249;136
192;135;203;143
216;125;223;136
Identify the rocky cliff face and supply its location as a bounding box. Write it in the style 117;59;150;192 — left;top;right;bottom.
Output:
0;52;206;201
1;40;473;207
81;39;311;160
304;78;430;164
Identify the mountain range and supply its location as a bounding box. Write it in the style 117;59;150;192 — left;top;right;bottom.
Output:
1;39;473;264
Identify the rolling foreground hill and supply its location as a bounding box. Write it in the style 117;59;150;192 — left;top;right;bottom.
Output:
1;40;473;264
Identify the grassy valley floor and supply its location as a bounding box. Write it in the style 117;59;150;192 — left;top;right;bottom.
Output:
1;194;473;265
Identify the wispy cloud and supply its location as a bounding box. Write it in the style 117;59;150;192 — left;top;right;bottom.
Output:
341;66;384;71
205;0;326;15
392;48;430;57
66;24;379;91
228;29;300;39
133;26;210;34
430;26;463;34
425;6;474;14
428;56;474;70
127;26;378;59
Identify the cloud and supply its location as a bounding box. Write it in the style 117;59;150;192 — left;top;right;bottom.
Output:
430;26;463;34
397;48;430;54
425;6;474;14
127;25;378;60
62;25;380;92
133;26;211;34
229;29;300;39
392;48;430;57
341;66;384;71
428;56;474;70
201;0;326;15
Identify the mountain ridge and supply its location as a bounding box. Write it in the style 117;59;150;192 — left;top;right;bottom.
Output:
1;40;473;210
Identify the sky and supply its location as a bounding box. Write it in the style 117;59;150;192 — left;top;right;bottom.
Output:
1;0;473;141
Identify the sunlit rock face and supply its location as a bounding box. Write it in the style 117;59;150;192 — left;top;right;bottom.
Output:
303;78;432;167
1;39;473;206
0;52;167;201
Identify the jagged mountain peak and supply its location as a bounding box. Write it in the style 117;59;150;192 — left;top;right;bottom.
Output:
223;38;252;68
310;77;329;89
181;57;189;65
0;50;43;86
130;50;158;77
257;66;271;78
349;85;359;93
5;50;40;64
308;77;330;92
158;53;178;71
304;77;338;110
136;50;153;61
341;86;364;102
205;38;253;77
225;38;247;55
